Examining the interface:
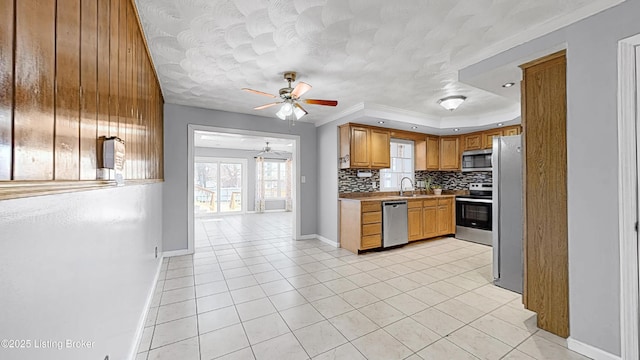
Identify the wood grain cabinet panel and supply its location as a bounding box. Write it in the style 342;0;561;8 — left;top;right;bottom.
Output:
521;51;568;338
422;204;438;239
0;0;14;179
503;125;521;136
426;136;439;170
439;136;460;170
408;206;423;241
483;130;503;149
463;134;482;151
437;198;454;235
370;129;390;168
350;126;370;168
13;0;56;180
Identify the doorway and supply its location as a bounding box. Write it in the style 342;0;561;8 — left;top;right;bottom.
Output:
187;125;301;253
617;33;640;360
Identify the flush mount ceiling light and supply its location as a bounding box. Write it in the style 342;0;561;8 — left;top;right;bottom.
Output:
411;126;418;129
502;82;515;88
438;95;467;111
378;121;385;124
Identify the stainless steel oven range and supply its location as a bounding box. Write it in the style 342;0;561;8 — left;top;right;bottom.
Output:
456;183;492;246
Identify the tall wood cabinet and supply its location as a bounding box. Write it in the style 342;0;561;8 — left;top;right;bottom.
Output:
2;0;164;186
339;124;390;169
521;50;568;338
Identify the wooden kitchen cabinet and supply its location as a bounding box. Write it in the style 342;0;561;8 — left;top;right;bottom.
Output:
410;197;455;241
462;133;483;151
503;125;521;136
339;200;382;253
415;138;426;171
483;129;503;149
439;136;460;170
370;129;391;168
339;124;390;169
407;200;423;241
422;199;439;239
426;136;440;170
437;197;455;235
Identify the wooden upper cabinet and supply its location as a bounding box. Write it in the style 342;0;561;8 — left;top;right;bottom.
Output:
426;136;440;170
370;129;390;168
339;124;390;169
483;129;503;149
350;126;370;167
462;133;482;151
414;138;427;171
439;136;460;170
503;125;521;136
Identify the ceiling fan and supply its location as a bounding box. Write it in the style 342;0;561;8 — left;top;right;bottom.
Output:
255;142;289;159
242;72;338;123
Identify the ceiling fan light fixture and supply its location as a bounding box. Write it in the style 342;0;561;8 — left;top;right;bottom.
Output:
293;106;306;120
438;95;467;111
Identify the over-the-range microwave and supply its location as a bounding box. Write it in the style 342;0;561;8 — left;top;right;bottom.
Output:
461;149;492;172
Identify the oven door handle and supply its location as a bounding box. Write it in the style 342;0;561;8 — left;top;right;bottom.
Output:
455;198;493;203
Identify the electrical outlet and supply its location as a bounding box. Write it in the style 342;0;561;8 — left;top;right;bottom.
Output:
155;246;158;259
372;181;376;189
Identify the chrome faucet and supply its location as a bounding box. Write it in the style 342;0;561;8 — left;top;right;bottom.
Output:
400;177;414;196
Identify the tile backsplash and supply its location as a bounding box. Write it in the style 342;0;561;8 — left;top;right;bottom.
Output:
339;169;380;193
339;168;492;193
416;171;492;190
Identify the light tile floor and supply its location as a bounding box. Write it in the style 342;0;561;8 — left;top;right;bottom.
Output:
137;213;590;360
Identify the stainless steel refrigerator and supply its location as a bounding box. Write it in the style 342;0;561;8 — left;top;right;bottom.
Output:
492;135;523;294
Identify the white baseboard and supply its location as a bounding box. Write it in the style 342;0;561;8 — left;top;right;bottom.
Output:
129;258;164;360
162;249;192;257
296;234;339;247
316;234;339;248
567;337;621;360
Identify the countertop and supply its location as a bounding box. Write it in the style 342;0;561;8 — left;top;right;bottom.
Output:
338;194;456;202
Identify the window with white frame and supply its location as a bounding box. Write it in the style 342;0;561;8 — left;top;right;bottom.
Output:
380;139;414;191
263;161;287;198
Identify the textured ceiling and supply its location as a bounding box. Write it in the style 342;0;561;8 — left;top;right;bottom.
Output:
136;0;622;126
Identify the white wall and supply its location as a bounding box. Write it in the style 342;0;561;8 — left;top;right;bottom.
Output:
459;0;640;355
316;120;341;243
0;183;163;360
163;104;317;251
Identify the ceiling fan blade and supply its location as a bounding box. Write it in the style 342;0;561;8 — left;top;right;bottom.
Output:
294;102;308;115
242;88;277;98
291;82;312;99
303;99;338;106
254;102;281;110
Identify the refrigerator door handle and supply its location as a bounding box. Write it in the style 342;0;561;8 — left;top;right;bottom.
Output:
492;137;500;280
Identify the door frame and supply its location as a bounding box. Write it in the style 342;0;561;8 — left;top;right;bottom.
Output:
187;124;301;253
194;156;248;215
617;33;640;360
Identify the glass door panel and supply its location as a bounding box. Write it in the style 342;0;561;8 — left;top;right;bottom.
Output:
194;158;244;216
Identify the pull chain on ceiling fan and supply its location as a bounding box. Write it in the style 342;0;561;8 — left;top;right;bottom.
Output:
242;72;338;124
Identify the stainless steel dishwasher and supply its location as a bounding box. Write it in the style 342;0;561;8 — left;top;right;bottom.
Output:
382;201;409;248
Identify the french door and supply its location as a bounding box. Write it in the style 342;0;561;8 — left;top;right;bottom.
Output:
194;157;246;215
